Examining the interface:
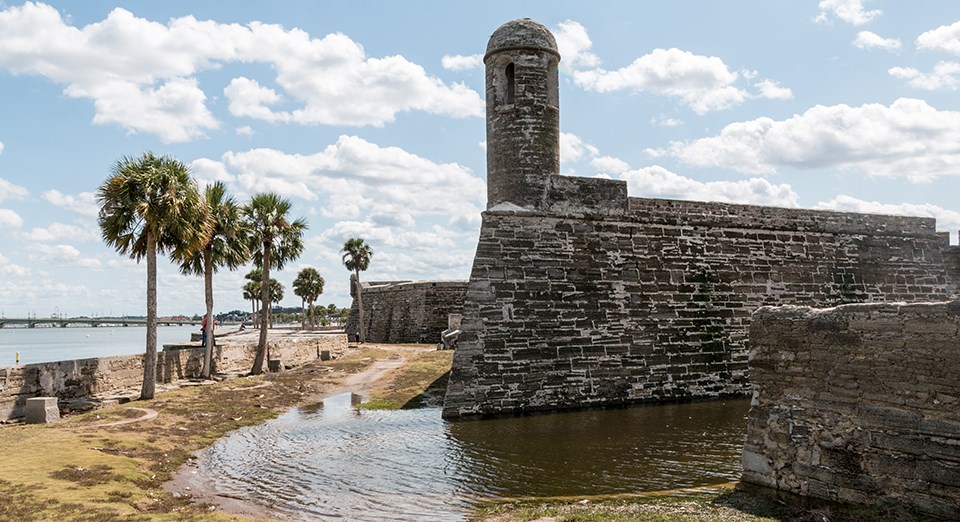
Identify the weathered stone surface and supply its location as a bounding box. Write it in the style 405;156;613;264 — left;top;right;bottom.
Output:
347;280;467;343
742;302;960;518
442;18;960;420
444;19;960;418
24;397;59;424
443;204;958;418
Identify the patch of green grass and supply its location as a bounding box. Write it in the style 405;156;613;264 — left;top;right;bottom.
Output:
360;350;453;410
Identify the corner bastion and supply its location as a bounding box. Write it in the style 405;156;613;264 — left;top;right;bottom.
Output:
347;280;468;343
441;18;960;419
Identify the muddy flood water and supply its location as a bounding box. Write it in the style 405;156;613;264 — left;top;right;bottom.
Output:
196;393;751;521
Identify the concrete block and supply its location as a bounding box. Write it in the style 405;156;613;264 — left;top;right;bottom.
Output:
25;397;60;424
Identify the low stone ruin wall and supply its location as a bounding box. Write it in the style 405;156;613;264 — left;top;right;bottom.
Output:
742;302;960;519
0;331;347;420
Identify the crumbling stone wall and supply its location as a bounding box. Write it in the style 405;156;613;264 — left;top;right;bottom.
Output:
0;332;347;420
347;281;468;343
443;201;958;418
742;302;960;519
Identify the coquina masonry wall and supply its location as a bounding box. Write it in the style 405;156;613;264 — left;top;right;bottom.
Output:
347;281;467;343
742;303;960;519
442;199;959;418
0;332;347;420
442;18;960;419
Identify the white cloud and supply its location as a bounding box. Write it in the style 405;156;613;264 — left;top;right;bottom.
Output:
671;98;960;181
591;156;631;175
235;125;254;137
441;54;482;71
816;195;960;237
854;31;901;51
189;157;235;184
814;0;881;26
0;141;4;155
31;243;101;268
619;165;798;207
203;135;485;229
574;48;748;114
0;253;30;277
24;222;100;243
0;3;482;142
889;62;960;91
0;177;28;201
650;116;685;127
220;31;483;127
224;77;286;122
917;20;960;55
0;208;23;228
554;20;600;68
560;132;594;164
42;190;98;216
754;79;793;100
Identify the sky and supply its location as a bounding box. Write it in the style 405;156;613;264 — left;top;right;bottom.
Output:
1;0;959;318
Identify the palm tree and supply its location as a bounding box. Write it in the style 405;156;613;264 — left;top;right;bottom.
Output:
176;182;249;379
97;152;207;400
293;267;325;328
244;193;306;374
242;280;259;324
268;279;284;327
341;237;373;342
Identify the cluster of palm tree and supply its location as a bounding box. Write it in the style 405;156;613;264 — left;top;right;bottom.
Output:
341;237;373;343
97;152;308;399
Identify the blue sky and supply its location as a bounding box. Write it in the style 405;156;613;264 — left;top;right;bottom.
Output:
0;0;958;317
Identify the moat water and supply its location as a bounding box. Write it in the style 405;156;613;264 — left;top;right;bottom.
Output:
198;393;750;521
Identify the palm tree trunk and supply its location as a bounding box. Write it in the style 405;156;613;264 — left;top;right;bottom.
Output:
356;268;366;343
251;241;271;374
202;247;215;379
301;298;306;329
142;229;158;400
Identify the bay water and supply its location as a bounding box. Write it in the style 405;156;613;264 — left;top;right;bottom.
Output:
0;324;199;366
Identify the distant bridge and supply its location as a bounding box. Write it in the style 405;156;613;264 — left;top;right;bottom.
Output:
0;318;204;329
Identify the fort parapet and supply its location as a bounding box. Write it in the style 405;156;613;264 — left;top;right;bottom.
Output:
442;18;959;418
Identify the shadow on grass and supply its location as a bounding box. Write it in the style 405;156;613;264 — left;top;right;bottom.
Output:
401;370;450;409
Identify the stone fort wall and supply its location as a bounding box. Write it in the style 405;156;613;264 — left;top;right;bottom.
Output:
347;281;468;343
742;303;960;519
442;197;959;418
441;18;960;419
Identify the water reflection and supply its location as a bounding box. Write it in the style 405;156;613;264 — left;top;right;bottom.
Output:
198;394;749;521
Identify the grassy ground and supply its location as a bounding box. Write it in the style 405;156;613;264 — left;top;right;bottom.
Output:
0;345;401;522
359;346;453;409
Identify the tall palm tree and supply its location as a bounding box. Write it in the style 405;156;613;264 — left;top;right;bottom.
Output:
293;267;325;328
341;237;373;343
97;152;207;400
244;193;306;374
176;182;249;379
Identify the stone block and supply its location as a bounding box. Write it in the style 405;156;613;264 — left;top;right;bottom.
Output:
25;397;60;424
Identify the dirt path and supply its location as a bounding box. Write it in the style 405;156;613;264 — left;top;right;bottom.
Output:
164;353;410;519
